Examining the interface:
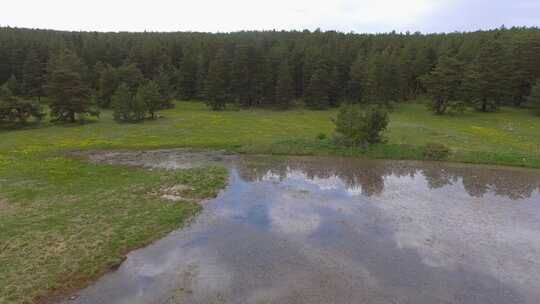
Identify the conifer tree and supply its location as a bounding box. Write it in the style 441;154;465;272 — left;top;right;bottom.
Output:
22;48;44;100
305;68;329;110
345;54;366;103
97;64;118;107
0;82;44;123
154;65;174;108
327;66;341;107
177;48;198;99
230;45;253;107
275;61;294;110
464;40;507;112
422;56;463;115
136;80;162;119
46;49;97;122
116;64;144;92
111;83;133;122
204;49;229;110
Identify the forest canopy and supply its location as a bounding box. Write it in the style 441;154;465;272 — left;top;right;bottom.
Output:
0;26;539;115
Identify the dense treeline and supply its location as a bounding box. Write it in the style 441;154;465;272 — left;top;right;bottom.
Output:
1;26;540;119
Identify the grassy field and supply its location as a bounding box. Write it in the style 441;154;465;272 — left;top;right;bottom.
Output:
1;101;540;303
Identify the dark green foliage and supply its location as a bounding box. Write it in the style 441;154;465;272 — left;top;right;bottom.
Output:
1;27;540;113
345;54;366;103
154;65;174;108
230;45;254;107
6;75;20;96
98;63;145;108
463;40;508;112
136;80;162;119
97;64;118;107
528;80;540;115
204;49;229;111
176;48;198;100
275;61;294;109
333;104;365;147
0;83;44;123
22;48;45;99
423;143;451;160
316;133;327;141
421;56;463;115
112;81;162;123
116;64;145;94
507;36;540;106
111;83;134;122
46;49;98;122
363;106;390;144
332;104;389;147
305;68;329;110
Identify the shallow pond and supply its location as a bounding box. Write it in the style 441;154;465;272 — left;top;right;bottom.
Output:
66;151;540;304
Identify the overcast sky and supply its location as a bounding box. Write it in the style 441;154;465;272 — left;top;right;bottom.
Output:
1;0;539;33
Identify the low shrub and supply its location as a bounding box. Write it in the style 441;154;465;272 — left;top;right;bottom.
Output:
332;104;389;148
423;143;451;160
316;133;327;141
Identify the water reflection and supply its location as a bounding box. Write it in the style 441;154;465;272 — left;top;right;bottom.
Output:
64;153;540;304
237;156;540;200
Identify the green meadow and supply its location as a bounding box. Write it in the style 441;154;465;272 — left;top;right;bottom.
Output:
1;101;540;303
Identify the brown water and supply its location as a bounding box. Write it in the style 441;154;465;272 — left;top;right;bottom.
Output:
64;151;540;304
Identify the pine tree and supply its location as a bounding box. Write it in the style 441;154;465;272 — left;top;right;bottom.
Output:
275;61;294;110
46;49;97;122
528;80;540;116
136;80;161;119
305;68;329;110
111;83;133;122
327;66;341;107
332;104;365;147
132;88;148;121
230;45;253;107
345;54;366;103
364;51;391;102
154;65;174;108
116;64;144;92
422;56;463;115
177;48;198;99
97;64;118;107
0;82;44;123
204;49;229;111
464;40;508;112
23;47;46;100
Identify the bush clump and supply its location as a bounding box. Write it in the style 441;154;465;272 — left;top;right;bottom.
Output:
0;83;44;123
332;104;389;148
423;143;451;160
316;133;327;141
112;80;162;122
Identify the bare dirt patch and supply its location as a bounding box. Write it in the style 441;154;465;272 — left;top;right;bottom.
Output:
0;197;9;210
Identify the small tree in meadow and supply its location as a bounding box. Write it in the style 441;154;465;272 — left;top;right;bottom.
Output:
421;56;463;115
333;104;389;147
332;104;365;147
136;81;161;119
0;83;44;124
111;83;133;122
363;105;389;144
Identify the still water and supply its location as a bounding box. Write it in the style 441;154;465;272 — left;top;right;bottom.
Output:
66;151;540;304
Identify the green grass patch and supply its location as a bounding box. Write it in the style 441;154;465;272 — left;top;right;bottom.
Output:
0;154;226;303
